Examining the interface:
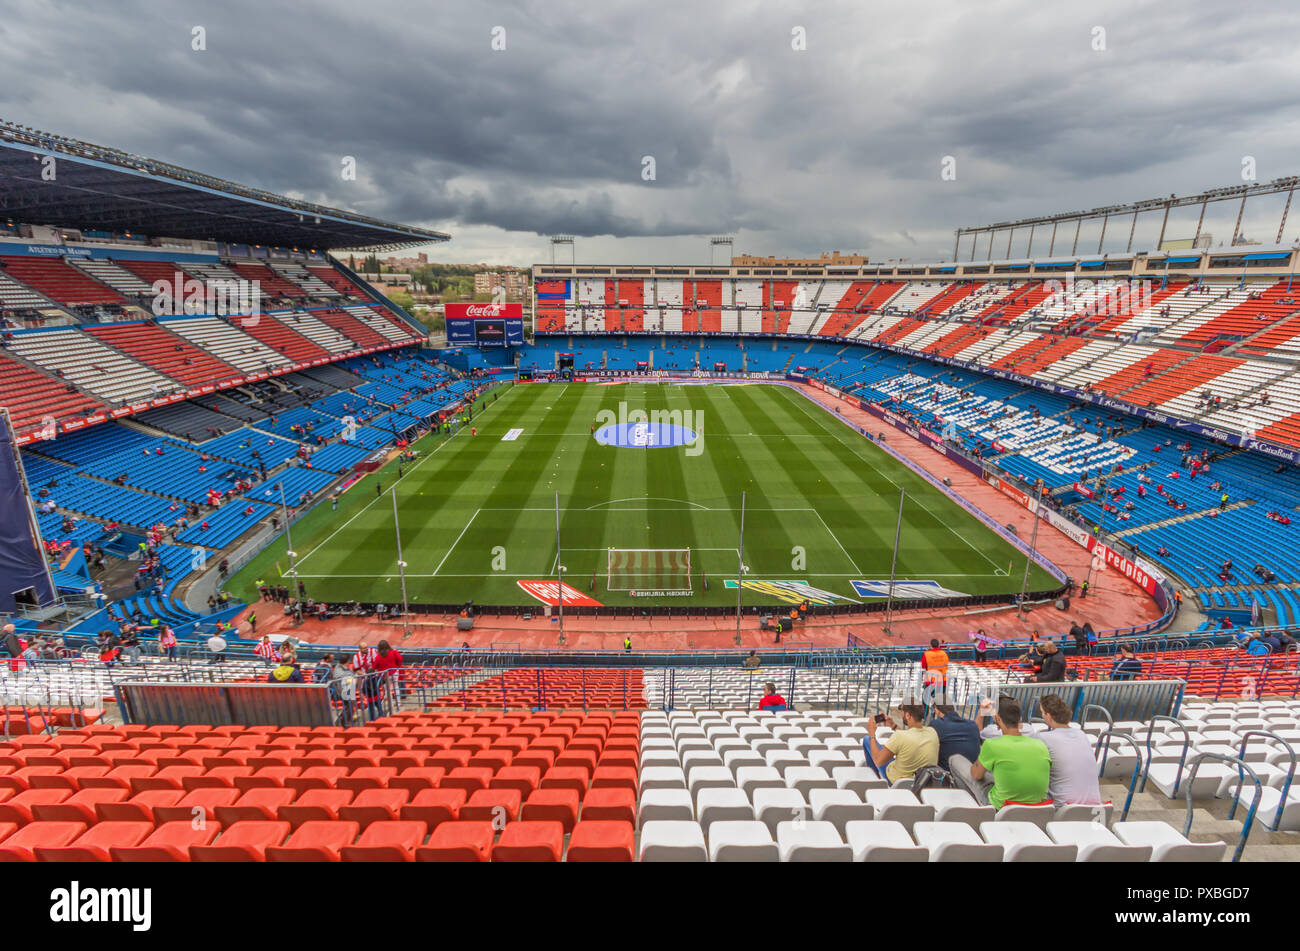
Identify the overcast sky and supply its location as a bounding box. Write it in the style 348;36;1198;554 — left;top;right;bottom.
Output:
3;0;1299;265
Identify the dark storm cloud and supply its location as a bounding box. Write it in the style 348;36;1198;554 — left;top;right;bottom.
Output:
1;0;1298;263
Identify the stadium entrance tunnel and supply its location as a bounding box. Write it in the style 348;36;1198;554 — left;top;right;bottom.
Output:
594;421;698;449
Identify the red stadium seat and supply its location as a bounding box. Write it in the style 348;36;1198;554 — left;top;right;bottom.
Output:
278;788;354;828
580;787;636;824
110;820;221;862
155;788;240;824
491;821;563;862
191;821;291;862
399;788;466;830
236;766;302;792
31;787;129;824
0;788;72;825
0;821;86;861
566;820;635;862
520;789;580;832
338;789;409;828
35;821;153;862
287;766;348;795
555;749;598;772
87;765;156;790
337;766;397;793
214;788;297;824
389;766;445;795
540;766;590;796
266;820;360;862
590;766;638;793
461;788;521;823
132;765;203;793
340;820;426;862
441;767;493;794
96;789;185;823
487;762;541;796
415;821;494;862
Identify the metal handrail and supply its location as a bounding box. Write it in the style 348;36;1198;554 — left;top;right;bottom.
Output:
1094;728;1144;821
1182;751;1262;863
1140;715;1189;794
1232;730;1295;833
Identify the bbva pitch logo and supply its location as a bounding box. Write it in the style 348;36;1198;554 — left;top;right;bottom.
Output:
49;882;151;931
592;401;704;457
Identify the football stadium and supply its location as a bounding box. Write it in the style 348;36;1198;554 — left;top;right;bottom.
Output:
0;4;1295;905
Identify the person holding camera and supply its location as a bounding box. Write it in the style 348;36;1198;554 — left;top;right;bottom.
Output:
863;704;939;785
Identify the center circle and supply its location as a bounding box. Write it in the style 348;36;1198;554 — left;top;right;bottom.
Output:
594;421;697;449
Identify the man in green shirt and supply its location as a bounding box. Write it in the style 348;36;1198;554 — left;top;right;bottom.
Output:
949;697;1052;809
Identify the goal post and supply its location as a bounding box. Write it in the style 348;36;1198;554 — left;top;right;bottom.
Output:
606;548;693;592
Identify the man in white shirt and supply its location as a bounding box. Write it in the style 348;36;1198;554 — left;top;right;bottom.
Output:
207;633;227;664
1035;694;1102;806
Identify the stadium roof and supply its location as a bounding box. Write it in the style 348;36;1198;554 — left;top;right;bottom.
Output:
0;120;449;251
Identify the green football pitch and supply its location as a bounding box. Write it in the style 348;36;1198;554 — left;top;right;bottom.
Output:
228;381;1055;609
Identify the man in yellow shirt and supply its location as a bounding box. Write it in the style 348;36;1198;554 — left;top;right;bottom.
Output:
864;704;940;784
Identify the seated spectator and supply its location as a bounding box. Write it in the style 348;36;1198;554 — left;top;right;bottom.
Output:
1109;644;1142;680
268;661;304;684
757;682;787;712
949;697;1051;809
863;704;939;784
930;704;981;771
1246;635;1271;656
1027;640;1066;682
742;650;761;669
1036;694;1102;806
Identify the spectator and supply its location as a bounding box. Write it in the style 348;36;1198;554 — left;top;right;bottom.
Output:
319;653;356;724
158;626;178;662
268;661;304;684
949;697;1051;809
1069;621;1087;654
863;704;939;784
97;633;121;666
118;628;141;664
758;681;787;712
253;635;280;666
930;704;982;771
207;632;227;664
921;638;949;690
1109;644;1142;680
972;629;989;662
2;623;22;658
742;650;761;669
372;639;404;710
1028;640;1066;682
1036;694;1102;806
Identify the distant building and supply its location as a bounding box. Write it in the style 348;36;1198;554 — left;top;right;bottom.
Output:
474;269;527;299
732;251;870;267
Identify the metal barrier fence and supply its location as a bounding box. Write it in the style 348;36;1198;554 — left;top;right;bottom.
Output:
114;670;398;726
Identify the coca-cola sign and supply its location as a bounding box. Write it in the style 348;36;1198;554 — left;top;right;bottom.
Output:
445;302;523;320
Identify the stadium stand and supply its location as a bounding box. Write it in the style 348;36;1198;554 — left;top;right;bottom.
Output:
0;256;125;308
6;328;183;405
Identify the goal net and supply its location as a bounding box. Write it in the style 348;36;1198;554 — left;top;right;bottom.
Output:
606;548;692;592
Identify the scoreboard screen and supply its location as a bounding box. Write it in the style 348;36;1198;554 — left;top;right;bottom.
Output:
475;319;505;342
